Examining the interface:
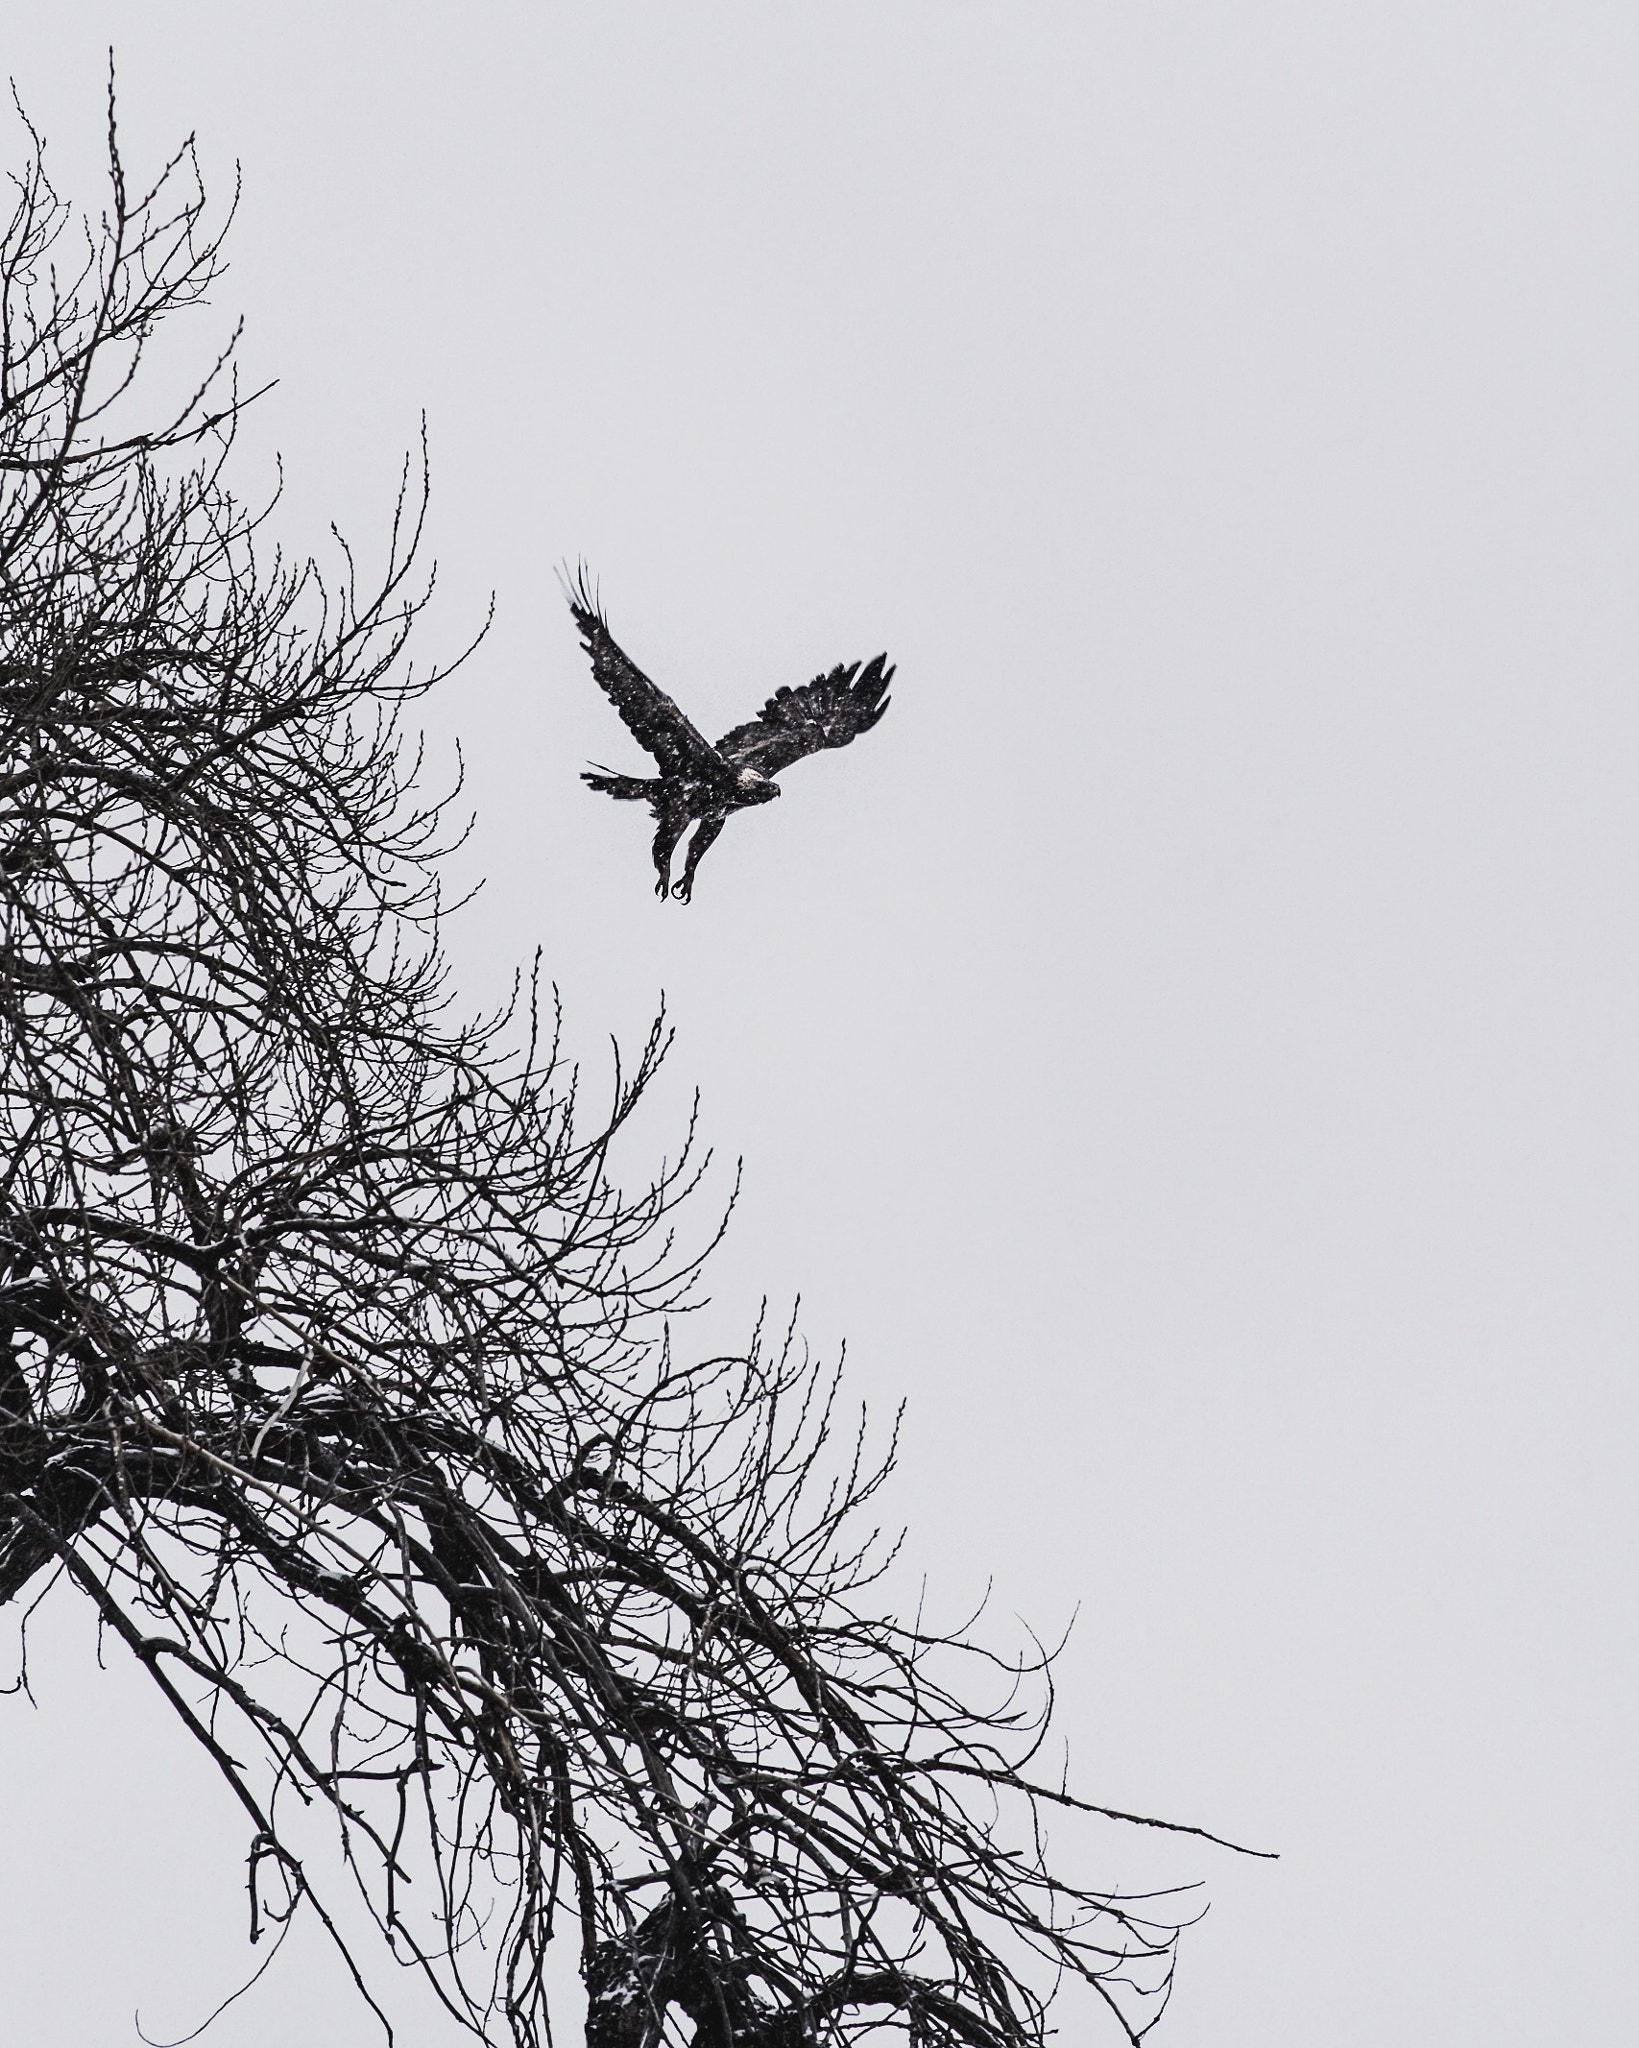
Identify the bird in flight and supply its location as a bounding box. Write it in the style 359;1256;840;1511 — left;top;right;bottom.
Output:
564;570;894;902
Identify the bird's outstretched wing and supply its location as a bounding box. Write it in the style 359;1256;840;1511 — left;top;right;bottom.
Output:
715;654;894;775
563;569;726;779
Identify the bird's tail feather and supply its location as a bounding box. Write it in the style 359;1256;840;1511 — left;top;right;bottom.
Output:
582;768;655;801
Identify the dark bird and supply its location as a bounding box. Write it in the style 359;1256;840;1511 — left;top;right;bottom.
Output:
564;570;894;902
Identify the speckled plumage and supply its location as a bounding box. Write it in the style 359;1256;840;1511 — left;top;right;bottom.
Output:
565;569;893;902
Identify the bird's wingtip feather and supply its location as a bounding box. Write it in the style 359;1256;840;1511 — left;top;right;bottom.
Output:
556;557;603;623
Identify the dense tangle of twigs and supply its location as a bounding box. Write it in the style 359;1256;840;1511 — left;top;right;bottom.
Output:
0;85;1245;2048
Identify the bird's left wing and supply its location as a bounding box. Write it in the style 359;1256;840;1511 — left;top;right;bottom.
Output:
563;571;726;779
715;654;894;775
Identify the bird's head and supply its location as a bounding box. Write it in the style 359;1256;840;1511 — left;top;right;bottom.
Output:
737;768;780;804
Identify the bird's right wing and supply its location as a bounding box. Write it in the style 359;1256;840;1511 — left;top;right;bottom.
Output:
715;654;894;775
563;569;725;779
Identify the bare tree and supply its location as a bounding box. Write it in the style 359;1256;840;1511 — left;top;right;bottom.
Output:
0;87;1254;2048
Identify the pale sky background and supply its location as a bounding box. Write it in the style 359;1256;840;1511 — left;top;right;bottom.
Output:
1;6;1636;2044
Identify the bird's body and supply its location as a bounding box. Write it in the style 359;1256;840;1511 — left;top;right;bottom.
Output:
565;571;893;901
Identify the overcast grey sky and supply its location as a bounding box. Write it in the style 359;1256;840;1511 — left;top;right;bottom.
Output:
2;6;1636;2044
